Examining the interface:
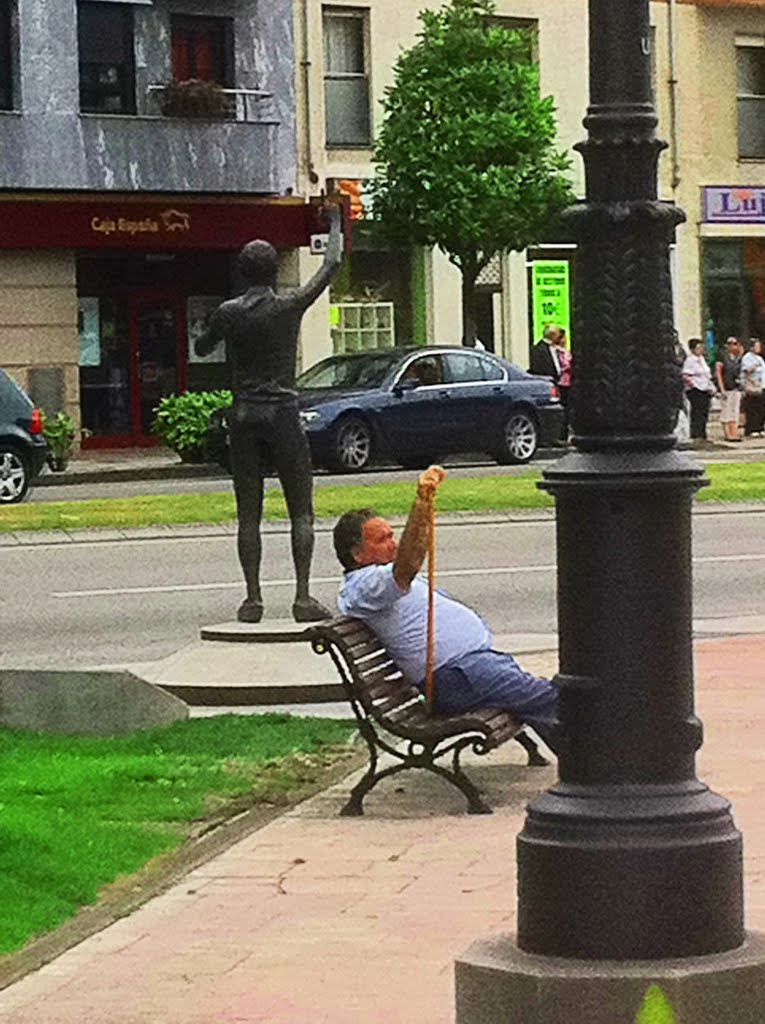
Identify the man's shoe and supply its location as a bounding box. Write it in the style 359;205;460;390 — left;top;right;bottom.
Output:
237;599;264;623
293;597;332;623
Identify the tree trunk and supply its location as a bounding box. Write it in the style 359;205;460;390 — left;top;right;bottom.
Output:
461;267;479;347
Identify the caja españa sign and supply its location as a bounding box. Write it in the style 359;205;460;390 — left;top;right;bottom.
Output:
0;195;328;249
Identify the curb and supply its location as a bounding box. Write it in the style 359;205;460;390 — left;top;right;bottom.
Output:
35;462;229;487
2;501;765;548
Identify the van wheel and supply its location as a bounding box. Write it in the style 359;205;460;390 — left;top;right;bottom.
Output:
0;444;31;503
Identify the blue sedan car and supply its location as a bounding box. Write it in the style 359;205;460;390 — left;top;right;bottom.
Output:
294;346;563;472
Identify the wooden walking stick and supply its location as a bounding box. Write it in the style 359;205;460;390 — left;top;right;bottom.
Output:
424;489;436;713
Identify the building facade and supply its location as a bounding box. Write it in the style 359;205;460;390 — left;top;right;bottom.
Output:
0;0;318;446
5;0;765;446
298;0;765;367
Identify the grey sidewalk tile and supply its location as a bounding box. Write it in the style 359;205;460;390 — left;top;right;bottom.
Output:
0;533;22;546
118;525;175;540
63;528;126;544
7;530;73;545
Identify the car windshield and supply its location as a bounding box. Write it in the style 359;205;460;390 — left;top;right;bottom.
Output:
297;352;401;390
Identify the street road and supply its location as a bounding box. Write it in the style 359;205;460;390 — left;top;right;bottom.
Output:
1;507;762;669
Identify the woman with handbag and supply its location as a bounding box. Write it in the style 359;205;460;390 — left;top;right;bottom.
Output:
742;338;765;437
682;338;715;441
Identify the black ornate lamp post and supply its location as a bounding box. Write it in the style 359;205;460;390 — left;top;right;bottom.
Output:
515;0;743;960
456;0;765;1019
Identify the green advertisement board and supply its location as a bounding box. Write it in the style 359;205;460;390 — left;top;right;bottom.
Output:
531;260;571;344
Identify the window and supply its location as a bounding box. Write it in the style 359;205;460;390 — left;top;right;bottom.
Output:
77;1;136;114
444;352;485;384
0;0;15;110
738;42;765;159
323;8;371;147
171;16;233;87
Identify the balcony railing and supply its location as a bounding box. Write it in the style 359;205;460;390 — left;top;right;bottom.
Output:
147;83;274;124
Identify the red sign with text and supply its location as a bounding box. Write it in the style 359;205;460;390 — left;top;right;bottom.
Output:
0;196;329;250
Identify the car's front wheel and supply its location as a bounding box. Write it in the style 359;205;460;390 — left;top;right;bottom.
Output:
0;444;31;503
495;411;539;464
330;416;373;473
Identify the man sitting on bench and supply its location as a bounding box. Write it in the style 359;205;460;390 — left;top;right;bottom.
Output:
332;466;559;753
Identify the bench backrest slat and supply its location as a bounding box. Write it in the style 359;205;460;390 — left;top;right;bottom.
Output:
310;616;522;744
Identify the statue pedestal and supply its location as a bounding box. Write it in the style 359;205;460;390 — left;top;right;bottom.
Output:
131;619;345;708
455;932;765;1023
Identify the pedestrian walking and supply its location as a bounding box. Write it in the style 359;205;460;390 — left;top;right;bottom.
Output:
554;328;572;441
715;337;744;442
741;338;765;437
683;338;714;441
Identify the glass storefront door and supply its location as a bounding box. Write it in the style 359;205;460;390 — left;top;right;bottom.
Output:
79;291;185;445
131;294;185;439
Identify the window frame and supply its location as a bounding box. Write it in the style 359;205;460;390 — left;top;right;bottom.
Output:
77;0;137;116
170;14;235;88
737;38;765;160
322;6;372;149
0;0;16;111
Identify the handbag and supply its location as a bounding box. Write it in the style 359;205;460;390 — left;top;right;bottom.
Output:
743;373;763;397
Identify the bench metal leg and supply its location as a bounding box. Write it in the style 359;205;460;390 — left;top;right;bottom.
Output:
432;760;492;815
514;729;550;767
341;761;411;816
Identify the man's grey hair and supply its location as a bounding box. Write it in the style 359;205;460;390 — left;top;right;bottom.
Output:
543;324;560;342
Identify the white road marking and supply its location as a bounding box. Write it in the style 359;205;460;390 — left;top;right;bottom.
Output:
51;553;762;599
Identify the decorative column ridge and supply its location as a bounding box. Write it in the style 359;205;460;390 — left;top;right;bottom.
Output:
514;0;745;963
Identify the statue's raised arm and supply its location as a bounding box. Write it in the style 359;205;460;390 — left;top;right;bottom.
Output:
196;200;345;625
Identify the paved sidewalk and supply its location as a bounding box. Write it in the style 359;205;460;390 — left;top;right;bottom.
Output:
1;635;764;1024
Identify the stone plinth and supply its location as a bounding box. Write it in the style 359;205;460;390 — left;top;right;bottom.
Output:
455;932;765;1024
131;619;345;707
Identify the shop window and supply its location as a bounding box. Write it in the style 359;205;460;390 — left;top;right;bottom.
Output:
171;16;233;87
323;8;371;147
77;1;136;114
737;42;765;159
0;1;14;110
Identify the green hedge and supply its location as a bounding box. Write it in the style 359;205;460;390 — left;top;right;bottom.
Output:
152;390;232;460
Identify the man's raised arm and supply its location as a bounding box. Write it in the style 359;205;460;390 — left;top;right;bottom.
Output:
392;466;446;591
290;203;344;310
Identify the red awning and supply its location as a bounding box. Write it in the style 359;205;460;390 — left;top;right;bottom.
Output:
0;193;327;250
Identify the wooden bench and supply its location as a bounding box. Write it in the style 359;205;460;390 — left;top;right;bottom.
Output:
308;616;549;816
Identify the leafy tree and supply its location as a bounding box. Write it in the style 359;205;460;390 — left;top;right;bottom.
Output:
369;0;572;346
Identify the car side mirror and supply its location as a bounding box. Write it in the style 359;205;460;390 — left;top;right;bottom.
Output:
393;379;418;395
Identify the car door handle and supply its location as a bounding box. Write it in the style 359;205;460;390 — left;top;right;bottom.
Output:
439;390;449;398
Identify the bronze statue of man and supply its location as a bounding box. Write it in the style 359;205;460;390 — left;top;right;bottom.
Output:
195;203;342;623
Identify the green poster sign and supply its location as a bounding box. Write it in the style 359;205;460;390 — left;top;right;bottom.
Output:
531;260;571;344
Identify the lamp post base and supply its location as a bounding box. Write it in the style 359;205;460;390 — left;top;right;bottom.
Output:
455;932;765;1024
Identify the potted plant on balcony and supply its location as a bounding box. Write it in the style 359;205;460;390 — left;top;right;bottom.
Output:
161;78;228;119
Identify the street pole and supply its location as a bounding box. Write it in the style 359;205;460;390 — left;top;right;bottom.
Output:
515;0;743;962
456;0;765;1018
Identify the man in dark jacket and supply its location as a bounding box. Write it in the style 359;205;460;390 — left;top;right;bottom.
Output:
529;324;563;383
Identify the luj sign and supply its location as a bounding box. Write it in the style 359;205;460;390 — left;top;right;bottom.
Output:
703;186;765;224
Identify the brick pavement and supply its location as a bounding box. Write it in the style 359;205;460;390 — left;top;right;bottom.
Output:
0;636;763;1024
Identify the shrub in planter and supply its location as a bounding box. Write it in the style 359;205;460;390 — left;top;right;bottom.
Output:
153;390;232;462
161;79;228;119
41;411;75;472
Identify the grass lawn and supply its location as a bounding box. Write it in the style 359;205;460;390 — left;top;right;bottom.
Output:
0;714;354;955
0;462;763;533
